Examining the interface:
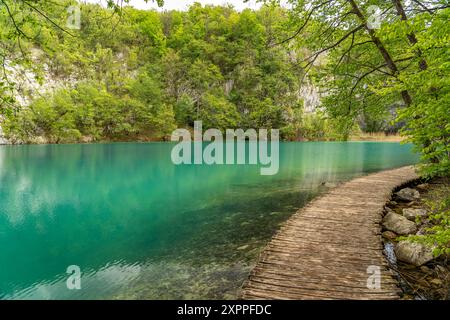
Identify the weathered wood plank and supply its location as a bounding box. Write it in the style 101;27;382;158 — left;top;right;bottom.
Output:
241;166;418;300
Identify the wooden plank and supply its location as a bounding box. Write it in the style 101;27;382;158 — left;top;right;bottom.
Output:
240;166;418;300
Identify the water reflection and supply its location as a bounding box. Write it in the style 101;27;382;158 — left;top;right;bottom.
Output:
0;142;418;299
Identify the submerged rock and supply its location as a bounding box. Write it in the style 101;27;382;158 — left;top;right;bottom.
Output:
396;188;420;202
394;241;434;266
403;208;428;221
383;212;417;235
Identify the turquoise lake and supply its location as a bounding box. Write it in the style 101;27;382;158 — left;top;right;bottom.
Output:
0;142;418;299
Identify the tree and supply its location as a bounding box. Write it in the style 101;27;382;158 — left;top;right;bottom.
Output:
270;0;449;174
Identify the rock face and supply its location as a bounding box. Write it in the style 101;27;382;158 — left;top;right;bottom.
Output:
383;212;417;235
0;128;8;145
299;81;321;113
395;241;434;266
0;118;10;145
29;136;48;144
403;208;428;221
396;188;420;201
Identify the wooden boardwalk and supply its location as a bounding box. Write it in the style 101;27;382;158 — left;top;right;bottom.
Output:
241;166;418;300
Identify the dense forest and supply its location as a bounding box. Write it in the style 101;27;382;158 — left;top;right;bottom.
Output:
0;1;316;143
0;0;449;176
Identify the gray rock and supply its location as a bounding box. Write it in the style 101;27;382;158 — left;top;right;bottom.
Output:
382;230;398;240
403;208;428;221
394;241;434;266
396;188;420;202
385;207;396;214
416;183;429;191
383;212;417;235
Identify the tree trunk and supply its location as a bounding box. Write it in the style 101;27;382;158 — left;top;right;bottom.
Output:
391;0;428;70
348;0;412;106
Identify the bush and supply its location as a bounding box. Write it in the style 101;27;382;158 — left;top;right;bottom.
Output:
3;80;177;143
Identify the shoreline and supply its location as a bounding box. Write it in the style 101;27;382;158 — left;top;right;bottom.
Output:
0;138;408;147
0;130;406;146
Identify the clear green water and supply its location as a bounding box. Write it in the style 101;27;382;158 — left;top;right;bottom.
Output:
0;142;418;299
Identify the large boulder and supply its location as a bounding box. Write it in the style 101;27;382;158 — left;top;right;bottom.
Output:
383;212;417;235
403;208;428;221
395;241;434;266
396;188;420;202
